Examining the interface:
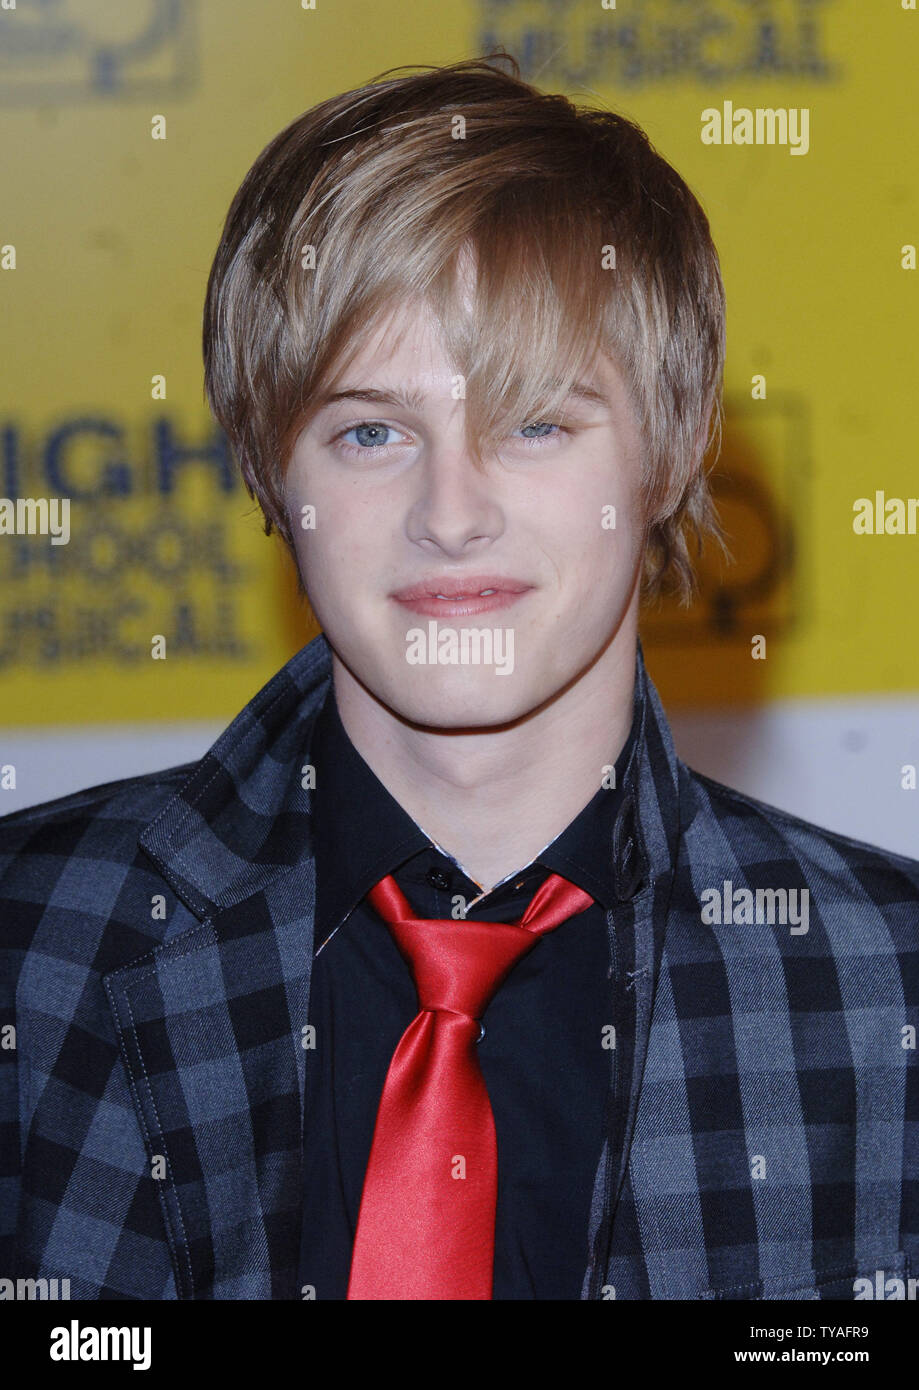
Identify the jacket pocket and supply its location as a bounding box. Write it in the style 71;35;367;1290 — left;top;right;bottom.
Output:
701;1251;910;1300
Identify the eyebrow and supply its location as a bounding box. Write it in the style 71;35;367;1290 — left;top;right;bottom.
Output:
310;381;612;415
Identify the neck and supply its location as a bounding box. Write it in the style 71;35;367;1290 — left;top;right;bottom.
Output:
330;618;639;894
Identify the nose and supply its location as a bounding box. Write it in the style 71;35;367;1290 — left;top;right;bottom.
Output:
405;443;506;556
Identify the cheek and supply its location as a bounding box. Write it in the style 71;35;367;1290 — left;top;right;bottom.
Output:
566;534;640;612
535;468;642;565
295;495;385;600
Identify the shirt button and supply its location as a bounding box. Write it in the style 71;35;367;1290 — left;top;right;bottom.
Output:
426;868;451;891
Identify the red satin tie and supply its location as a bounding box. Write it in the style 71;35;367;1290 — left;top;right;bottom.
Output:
346;870;594;1300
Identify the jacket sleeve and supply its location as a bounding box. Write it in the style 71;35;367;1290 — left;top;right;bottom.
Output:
0;843;23;1277
0;802;51;1280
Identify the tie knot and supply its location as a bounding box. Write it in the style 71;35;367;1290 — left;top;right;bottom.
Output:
367;872;594;1021
391;916;539;1018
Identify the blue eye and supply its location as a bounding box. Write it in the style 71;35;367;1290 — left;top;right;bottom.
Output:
343;422;398;449
517;422;559;441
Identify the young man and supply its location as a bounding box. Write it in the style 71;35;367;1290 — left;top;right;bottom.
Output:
1;55;917;1302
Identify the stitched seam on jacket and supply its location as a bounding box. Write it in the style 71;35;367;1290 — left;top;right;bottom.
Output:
115;922;267;1299
119;980;195;1298
108;923;219;980
704;1254;904;1297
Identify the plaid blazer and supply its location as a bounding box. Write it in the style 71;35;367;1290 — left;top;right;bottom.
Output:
1;632;917;1300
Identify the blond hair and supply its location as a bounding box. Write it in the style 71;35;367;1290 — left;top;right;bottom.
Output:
203;53;726;601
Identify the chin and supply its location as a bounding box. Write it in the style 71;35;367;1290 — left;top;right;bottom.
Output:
379;667;541;731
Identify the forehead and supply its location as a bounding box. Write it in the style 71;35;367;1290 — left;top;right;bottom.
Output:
324;298;452;385
318;295;632;414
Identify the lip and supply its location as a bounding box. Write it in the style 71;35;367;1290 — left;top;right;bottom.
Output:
391;575;535;617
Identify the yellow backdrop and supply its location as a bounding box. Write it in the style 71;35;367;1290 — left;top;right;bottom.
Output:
1;0;916;722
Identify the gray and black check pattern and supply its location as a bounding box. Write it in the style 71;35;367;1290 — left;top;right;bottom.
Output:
1;632;917;1299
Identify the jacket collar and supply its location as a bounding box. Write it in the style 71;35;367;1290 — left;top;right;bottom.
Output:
137;630;334;918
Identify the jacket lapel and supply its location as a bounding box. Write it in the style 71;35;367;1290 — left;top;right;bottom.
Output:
104;633;335;1299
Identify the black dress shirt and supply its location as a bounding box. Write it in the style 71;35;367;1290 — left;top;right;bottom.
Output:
298;684;637;1300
